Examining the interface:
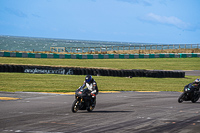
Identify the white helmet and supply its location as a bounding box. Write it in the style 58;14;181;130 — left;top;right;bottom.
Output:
195;78;200;83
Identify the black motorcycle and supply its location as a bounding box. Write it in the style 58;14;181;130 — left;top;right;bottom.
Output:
71;88;96;113
178;83;200;103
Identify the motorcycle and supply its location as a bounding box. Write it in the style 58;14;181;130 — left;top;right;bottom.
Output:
178;83;200;103
71;87;96;113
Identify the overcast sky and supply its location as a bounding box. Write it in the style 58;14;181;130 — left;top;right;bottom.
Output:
0;0;200;44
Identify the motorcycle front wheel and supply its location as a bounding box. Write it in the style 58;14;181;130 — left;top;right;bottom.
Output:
87;101;96;112
178;93;185;103
71;99;79;113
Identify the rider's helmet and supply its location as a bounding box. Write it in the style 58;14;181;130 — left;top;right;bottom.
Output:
85;75;93;84
195;78;200;83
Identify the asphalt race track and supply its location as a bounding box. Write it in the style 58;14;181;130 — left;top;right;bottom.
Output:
183;70;200;76
1;91;200;133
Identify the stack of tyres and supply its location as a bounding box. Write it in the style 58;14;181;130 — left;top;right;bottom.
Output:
156;71;162;78
0;65;2;72
177;72;181;78
172;71;176;78
152;71;156;77
15;65;19;72
112;70;117;77
89;69;94;75
73;67;81;75
171;72;176;78
77;68;82;75
127;70;132;77
81;69;86;75
152;71;157;78
168;71;173;78
120;70;124;77
4;65;9;72
95;69;101;76
181;72;185;78
108;70;113;76
178;72;184;78
89;69;94;76
115;70;119;77
131;70;137;77
109;69;112;76
92;69;97;76
119;70;123;77
2;65;8;72
174;72;181;78
19;65;25;73
12;65;17;72
7;65;13;72
135;70;140;77
104;69;110;76
86;68;92;75
124;70;130;77
160;71;165;78
145;71;152;77
85;69;90;75
0;65;5;72
0;65;22;73
0;64;185;78
99;69;105;76
113;70;118;77
113;70;117;76
165;71;170;78
91;69;96;76
71;67;77;75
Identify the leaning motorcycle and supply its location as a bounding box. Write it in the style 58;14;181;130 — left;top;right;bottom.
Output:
71;87;96;113
178;83;200;103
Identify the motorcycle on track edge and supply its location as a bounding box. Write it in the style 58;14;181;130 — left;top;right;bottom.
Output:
178;83;200;103
71;88;96;113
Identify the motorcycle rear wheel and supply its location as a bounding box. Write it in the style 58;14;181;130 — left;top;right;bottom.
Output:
72;100;79;113
191;95;199;103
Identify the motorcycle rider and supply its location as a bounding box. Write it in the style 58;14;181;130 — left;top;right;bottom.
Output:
186;78;200;95
191;78;200;89
178;78;200;103
78;75;98;106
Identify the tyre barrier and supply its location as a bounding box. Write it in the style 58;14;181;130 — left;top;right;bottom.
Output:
0;64;185;78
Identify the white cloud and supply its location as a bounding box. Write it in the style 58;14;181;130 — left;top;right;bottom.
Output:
143;13;191;30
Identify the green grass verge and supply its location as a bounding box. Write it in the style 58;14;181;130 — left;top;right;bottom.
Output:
0;73;198;92
0;57;199;92
1;57;200;70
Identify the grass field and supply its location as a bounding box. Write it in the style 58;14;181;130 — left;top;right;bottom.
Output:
0;73;198;92
0;57;199;92
1;57;200;70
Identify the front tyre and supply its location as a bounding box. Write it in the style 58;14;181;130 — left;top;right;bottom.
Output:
87;101;96;112
71;100;79;113
178;93;185;103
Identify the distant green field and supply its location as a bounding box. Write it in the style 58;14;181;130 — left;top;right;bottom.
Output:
0;57;199;92
0;57;200;70
0;73;198;92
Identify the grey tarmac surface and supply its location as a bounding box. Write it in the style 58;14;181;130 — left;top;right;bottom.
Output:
181;70;200;76
1;91;200;133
